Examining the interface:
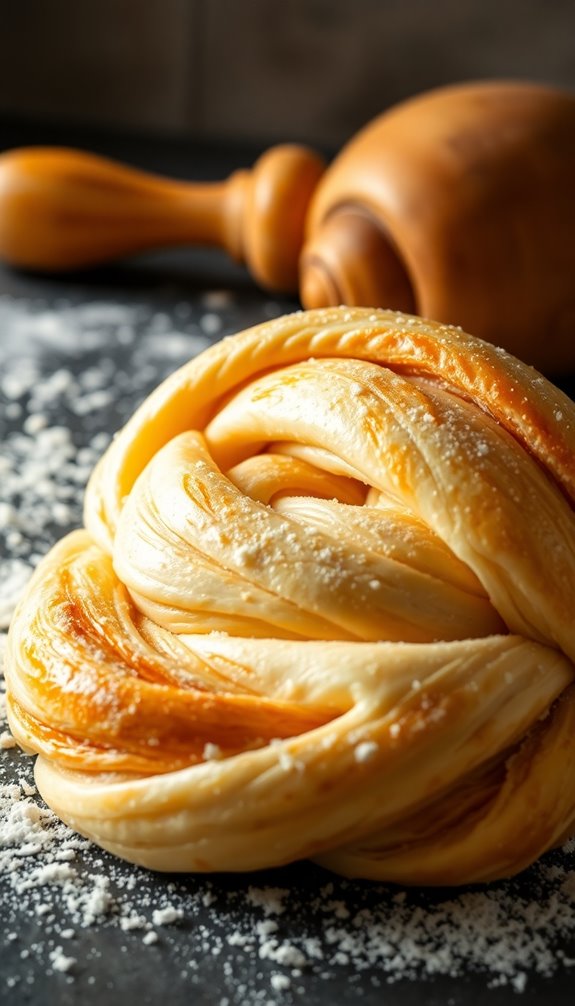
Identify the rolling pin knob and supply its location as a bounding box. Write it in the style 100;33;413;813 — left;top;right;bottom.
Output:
223;144;326;292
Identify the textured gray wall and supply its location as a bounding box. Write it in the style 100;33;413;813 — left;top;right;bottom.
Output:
0;0;573;148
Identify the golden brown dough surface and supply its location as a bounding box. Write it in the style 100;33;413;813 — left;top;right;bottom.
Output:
6;307;575;883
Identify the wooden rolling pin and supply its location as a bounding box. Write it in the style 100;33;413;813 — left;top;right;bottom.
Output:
1;80;574;370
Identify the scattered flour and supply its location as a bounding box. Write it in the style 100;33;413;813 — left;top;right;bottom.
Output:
49;947;77;973
152;906;184;927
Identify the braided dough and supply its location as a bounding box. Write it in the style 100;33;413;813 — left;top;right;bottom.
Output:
6;307;575;884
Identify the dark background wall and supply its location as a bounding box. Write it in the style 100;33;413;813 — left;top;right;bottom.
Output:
0;0;573;150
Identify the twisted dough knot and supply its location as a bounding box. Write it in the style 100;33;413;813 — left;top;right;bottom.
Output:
7;307;575;884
